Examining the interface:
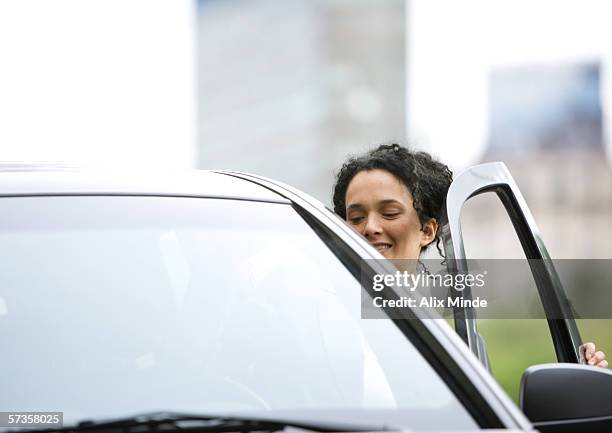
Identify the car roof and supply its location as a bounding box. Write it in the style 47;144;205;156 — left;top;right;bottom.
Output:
0;163;289;203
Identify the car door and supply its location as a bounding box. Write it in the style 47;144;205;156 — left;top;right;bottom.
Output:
439;161;582;366
438;162;612;432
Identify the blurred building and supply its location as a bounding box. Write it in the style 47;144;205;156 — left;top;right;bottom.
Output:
197;0;612;259
462;61;612;259
197;0;407;203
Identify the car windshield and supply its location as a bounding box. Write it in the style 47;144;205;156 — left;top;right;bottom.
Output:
0;196;476;431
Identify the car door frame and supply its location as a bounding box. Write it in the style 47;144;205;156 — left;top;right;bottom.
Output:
438;162;582;367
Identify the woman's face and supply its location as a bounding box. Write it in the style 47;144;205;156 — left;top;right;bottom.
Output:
344;169;436;260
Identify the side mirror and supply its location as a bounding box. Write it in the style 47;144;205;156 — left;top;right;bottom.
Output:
520;363;612;432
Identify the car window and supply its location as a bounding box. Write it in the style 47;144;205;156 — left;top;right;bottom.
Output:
460;192;557;402
0;196;477;431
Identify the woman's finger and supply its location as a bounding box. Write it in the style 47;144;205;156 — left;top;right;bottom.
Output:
584;342;597;360
588;351;605;365
597;360;608;369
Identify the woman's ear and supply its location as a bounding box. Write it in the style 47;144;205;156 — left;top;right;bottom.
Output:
420;218;439;247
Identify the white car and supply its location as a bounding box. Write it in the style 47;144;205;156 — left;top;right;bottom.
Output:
0;163;609;433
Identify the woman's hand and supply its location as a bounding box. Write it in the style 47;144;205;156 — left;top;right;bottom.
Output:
582;342;608;368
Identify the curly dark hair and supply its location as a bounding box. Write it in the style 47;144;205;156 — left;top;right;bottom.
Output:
332;143;453;255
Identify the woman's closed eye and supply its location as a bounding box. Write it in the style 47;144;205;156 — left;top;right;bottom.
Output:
382;211;401;218
348;216;365;224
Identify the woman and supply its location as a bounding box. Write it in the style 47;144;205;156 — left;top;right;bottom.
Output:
332;143;607;368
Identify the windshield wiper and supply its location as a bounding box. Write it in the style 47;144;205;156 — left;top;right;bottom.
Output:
12;411;394;433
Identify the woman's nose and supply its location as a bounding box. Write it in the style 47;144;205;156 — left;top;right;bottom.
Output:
363;215;383;238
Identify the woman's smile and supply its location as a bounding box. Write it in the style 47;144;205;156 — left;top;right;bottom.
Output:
371;241;393;255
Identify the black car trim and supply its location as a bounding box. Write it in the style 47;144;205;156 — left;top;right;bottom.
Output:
292;204;504;429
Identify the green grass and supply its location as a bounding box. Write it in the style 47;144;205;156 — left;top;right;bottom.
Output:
469;320;612;403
